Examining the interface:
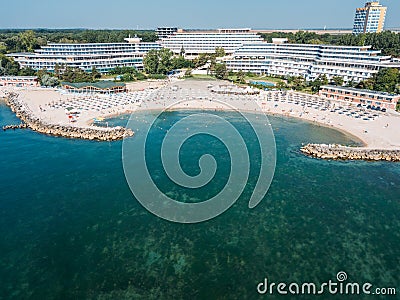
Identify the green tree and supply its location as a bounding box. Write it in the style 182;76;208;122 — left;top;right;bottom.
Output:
143;48;182;75
143;49;160;74
332;76;344;86
171;56;193;69
91;66;101;81
309;74;328;93
214;63;227;80
290;76;307;91
185;68;193;77
19;67;36;76
41;74;59;87
346;80;356;88
0;43;6;54
0;54;20;75
308;39;323;44
193;53;212;68
276;81;287;90
373;68;399;93
135;72;147;81
18;30;38;52
59;66;93;83
215;47;226;57
356;79;374;90
237;70;245;84
180;46;185;57
37;68;49;82
121;73;135;82
54;63;62;78
157;48;173;74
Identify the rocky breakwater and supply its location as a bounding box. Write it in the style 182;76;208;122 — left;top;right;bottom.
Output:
4;93;133;141
301;144;400;162
3;123;28;131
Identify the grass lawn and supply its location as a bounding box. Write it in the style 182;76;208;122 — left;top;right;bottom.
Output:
296;87;315;94
244;75;283;83
191;74;217;80
100;75;115;80
228;75;285;84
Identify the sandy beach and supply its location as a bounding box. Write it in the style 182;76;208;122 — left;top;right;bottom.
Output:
2;79;400;150
261;96;400;150
1;80;167;128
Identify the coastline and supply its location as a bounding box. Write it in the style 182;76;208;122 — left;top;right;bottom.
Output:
260;94;400;151
2;79;400;161
118;105;367;147
3;92;133;141
265;111;367;147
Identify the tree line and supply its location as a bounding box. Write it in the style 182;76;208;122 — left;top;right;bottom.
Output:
143;48;193;75
0;54;36;76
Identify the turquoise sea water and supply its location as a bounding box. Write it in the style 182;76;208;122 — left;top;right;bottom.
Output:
0;101;399;299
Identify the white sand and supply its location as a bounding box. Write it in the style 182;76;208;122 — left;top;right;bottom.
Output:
260;96;400;150
2;79;400;150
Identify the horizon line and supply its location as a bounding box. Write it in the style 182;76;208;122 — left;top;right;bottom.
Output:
1;27;399;31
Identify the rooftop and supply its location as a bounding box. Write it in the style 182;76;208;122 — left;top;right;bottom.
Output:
321;85;399;97
61;81;126;89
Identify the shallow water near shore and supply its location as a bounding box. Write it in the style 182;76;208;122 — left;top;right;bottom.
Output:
1;102;399;299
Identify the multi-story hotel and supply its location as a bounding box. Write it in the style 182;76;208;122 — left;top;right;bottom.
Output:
224;38;399;83
353;1;387;35
319;85;399;110
156;27;178;39
160;28;263;57
9;37;161;73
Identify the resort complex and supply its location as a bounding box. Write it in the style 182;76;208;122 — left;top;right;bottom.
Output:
224;38;399;83
7;26;400;85
2;6;400;145
9;36;161;73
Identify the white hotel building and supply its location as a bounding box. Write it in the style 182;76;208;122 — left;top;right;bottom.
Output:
224;39;399;83
8;29;400;83
9;37;161;73
160;28;264;57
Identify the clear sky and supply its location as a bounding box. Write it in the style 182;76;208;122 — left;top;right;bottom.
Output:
1;0;398;29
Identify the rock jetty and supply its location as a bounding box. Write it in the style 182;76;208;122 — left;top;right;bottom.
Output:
301;144;400;162
3;93;133;141
3;123;28;131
